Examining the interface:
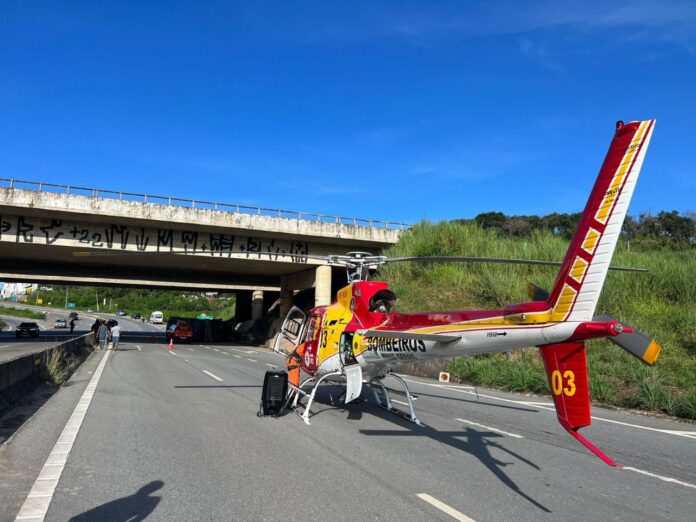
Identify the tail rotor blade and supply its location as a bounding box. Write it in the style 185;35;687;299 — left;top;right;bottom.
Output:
594;315;662;366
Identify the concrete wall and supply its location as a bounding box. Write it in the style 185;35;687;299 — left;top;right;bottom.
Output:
0;334;95;413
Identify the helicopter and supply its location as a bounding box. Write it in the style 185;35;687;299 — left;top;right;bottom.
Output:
272;119;660;467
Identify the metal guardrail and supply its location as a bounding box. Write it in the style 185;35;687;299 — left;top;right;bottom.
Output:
0;178;409;230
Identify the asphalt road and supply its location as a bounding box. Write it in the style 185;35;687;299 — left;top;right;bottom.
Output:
0;306;164;363
0;341;694;521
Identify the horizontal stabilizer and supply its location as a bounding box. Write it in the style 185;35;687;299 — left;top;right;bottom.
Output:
594;315;661;365
528;283;550;302
359;330;461;343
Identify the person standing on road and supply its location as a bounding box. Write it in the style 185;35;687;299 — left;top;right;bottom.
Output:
111;323;121;350
69;318;75;335
91;318;100;345
97;320;109;350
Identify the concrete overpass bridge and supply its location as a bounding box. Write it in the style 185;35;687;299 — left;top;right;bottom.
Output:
0;178;406;317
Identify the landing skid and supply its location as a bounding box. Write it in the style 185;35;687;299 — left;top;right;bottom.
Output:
371;373;423;427
288;371;342;425
288;372;423;427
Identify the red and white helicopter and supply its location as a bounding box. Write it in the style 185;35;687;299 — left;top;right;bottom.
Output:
274;119;661;467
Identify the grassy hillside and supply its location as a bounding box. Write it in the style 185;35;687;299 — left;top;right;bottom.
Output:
377;221;696;420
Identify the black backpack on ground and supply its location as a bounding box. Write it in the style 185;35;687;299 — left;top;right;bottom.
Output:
258;371;288;417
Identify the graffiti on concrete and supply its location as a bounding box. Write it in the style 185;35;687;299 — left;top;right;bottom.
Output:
0;214;311;262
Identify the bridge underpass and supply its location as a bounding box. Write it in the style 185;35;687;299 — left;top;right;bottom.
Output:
0;180;404;322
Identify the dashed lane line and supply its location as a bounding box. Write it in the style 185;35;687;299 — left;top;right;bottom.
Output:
168;351;177;357
213;348;220;352
15;350;111;521
456;418;523;439
136;345;142;351
623;467;696;490
187;348;194;352
0;345;8;349
266;364;276;368
203;370;223;382
416;493;476;522
248;359;257;363
233;355;241;358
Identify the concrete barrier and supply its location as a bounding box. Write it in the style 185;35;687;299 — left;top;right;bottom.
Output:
0;333;95;413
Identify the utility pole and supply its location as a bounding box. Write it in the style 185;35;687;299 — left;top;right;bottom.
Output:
96;289;99;312
64;288;68;309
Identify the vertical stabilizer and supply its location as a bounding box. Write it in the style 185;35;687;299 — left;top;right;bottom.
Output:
549;120;655;322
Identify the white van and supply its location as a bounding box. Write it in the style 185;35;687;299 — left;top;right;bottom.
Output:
150;311;164;324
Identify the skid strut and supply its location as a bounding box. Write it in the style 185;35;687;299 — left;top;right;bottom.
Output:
372;373;423;426
290;371;342;425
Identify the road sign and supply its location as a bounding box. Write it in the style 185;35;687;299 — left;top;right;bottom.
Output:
67;302;76;309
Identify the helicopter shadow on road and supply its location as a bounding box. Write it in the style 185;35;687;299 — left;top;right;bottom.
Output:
67;479;164;521
354;397;551;513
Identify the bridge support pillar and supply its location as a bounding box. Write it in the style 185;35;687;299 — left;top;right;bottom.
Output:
280;276;293;318
235;290;252;323
315;265;332;307
251;290;264;320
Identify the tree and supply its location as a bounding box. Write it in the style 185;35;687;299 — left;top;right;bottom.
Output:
474;212;506;230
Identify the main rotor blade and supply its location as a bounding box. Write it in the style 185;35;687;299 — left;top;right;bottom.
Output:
382;256;648;273
594;315;662;365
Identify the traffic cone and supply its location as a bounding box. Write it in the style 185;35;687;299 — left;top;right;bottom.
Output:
168;338;174;350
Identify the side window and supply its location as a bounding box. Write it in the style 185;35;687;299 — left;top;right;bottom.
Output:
304;316;318;343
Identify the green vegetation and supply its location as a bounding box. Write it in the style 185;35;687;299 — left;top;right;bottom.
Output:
0;306;46;320
378;220;696;420
23;287;235;322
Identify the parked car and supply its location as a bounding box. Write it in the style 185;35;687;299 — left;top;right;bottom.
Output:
54;319;67;329
86;309;93;313
131;312;141;319
117;310;126;316
150;311;164;324
68;312;79;320
16;322;40;338
166;319;194;343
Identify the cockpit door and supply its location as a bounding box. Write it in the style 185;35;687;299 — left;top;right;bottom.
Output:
274;306;306;355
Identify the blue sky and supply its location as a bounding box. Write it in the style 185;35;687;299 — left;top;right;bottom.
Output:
1;1;694;224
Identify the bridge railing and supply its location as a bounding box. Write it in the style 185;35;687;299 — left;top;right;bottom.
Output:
0;178;409;230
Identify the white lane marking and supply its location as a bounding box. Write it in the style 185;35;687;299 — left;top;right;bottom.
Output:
203;370;223;382
187;348;194;352
265;363;276;368
230;347;257;354
416;493;476;522
168;351;177;357
247;359;257;363
213;348;220;352
623;467;696;490
15;351;111;521
136;345;142;351
403;377;696;440
233;355;241;358
456;418;523;439
0;345;8;348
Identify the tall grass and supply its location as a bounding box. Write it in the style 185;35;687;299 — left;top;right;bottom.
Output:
377;221;696;420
